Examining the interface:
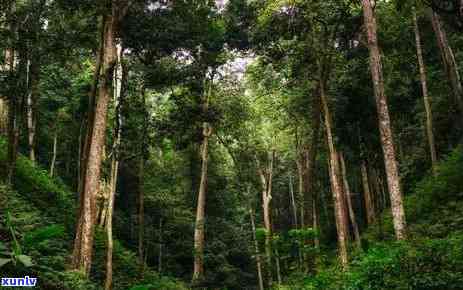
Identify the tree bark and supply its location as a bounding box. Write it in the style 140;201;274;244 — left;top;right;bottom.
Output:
249;207;264;290
26;60;39;163
105;41;124;290
256;150;275;285
72;1;127;274
312;197;320;248
339;152;361;250
296;156;304;227
5;1;18;185
192;72;214;282
275;247;282;285
430;9;463;125
158;218;163;274
192;122;212;282
361;0;407;240
413;9;438;173
304;91;321;229
50;128;58;177
0;98;8;135
289;174;298;228
361;160;375;225
138;154;145;268
320;78;349;269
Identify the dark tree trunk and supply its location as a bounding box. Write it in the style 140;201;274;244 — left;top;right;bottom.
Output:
339;152;361;249
361;160;375;225
413;9;437;173
430;9;463;127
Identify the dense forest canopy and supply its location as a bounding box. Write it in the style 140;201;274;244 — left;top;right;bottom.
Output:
1;0;463;289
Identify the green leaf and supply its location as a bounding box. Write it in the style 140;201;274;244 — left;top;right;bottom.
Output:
0;241;7;250
0;258;11;268
17;255;33;267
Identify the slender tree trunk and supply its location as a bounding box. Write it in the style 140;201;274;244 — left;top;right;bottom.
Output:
192;122;212;282
26;60;39;162
413;10;438;173
275;247;282;285
50;128;58;177
289;174;298;228
249;208;264;290
361;160;375;225
138;154;145;268
430;9;463;125
105;41;124;290
0;98;8;135
296;157;304;227
312;197;320;248
105;157;118;290
7;97;19;185
320;78;349;269
5;1;18;184
362;0;407;240
339;152;361;249
304;90;321;229
138;85;148;275
72;2;127;274
257;150;275;286
158;218;163;274
192;73;214;282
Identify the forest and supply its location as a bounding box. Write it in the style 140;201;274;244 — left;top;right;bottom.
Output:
0;0;463;289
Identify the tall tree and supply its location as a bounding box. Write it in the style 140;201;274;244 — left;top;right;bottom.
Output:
413;8;437;174
320;76;350;269
429;9;463;128
192;75;214;283
105;41;124;290
361;0;407;240
256;149;276;286
361;160;376;225
339;152;361;249
72;0;128;275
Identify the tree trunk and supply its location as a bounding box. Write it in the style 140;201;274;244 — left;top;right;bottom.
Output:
0;98;8;136
6;96;19;185
430;9;463;125
72;2;126;274
5;2;18;184
275;248;282;285
26;60;39;162
192;122;212;282
361;0;407;240
105;158;118;290
361;160;375;225
312;197;320;248
289;174;298;228
158;218;163;274
296;157;304;227
192;72;214;282
413;10;438;173
50;128;58;177
249;207;264;290
339;152;361;249
138;154;145;270
304;90;321;229
104;41;124;290
320;78;349;269
138;85;148;275
257;150;275;286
